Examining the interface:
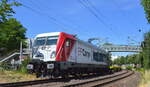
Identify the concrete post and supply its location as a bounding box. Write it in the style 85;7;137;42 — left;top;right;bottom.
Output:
19;41;23;64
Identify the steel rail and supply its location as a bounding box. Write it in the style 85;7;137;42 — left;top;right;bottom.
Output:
94;71;134;87
62;70;133;87
0;70;129;87
0;78;67;87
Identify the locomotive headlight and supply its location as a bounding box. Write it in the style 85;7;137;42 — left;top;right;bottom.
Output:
50;51;56;59
27;64;33;69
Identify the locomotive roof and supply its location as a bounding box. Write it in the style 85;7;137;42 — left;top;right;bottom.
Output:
36;32;60;37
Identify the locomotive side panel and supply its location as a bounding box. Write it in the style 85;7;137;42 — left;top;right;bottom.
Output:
75;40;93;64
67;41;77;62
67;39;109;65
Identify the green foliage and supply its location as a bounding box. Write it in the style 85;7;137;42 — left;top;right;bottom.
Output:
18;58;30;73
0;0;21;22
126;66;133;70
0;18;26;56
136;68;145;72
141;0;150;23
0;0;26;56
141;0;150;69
113;32;150;70
113;56;125;65
113;56;131;65
113;54;142;66
142;32;150;69
0;58;31;74
0;62;11;70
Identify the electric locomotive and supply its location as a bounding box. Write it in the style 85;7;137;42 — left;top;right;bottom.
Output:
27;32;111;78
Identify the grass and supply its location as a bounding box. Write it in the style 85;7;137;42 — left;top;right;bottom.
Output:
138;69;150;87
0;58;41;83
0;69;39;83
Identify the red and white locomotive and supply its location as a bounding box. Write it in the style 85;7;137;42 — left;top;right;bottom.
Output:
27;32;111;77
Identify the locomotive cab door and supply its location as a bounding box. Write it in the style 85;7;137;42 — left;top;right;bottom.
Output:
61;38;75;61
56;33;76;62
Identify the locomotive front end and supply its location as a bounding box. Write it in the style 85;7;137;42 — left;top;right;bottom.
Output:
27;33;59;77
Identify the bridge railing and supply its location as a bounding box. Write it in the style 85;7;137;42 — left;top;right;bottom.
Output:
101;45;142;52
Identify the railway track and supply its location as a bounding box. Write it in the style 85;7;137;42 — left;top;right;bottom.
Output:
61;70;134;87
0;70;133;87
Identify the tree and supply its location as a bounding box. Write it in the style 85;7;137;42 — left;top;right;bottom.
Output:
0;0;21;22
0;0;26;56
112;54;142;66
0;18;26;55
113;56;126;65
141;0;150;69
142;32;150;69
141;0;150;23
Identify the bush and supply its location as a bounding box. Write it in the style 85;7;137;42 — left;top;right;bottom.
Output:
136;68;145;72
0;62;11;70
18;58;30;73
126;66;133;70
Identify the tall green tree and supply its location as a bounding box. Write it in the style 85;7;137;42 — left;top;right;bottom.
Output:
0;0;21;22
141;0;150;69
142;32;150;69
0;0;26;56
0;18;26;55
142;0;150;23
112;54;142;66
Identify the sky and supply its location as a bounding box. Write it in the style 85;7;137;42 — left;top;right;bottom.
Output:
12;0;150;56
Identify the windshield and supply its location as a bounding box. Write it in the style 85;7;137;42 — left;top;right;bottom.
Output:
46;39;57;45
46;36;58;45
34;37;46;46
34;36;58;46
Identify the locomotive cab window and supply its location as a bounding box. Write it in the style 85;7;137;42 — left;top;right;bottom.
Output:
46;36;58;45
34;37;46;46
66;39;70;47
46;39;57;45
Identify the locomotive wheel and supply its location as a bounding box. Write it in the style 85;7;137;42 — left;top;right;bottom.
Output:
53;69;60;77
61;70;69;78
36;72;41;78
62;74;69;78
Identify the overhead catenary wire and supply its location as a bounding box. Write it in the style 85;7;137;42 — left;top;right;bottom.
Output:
78;0;113;31
85;0;122;31
84;0;106;19
20;0;119;39
78;0;124;41
18;0;132;44
111;0;142;44
84;0;126;39
18;0;88;35
83;0;141;45
19;0;94;38
21;5;69;32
